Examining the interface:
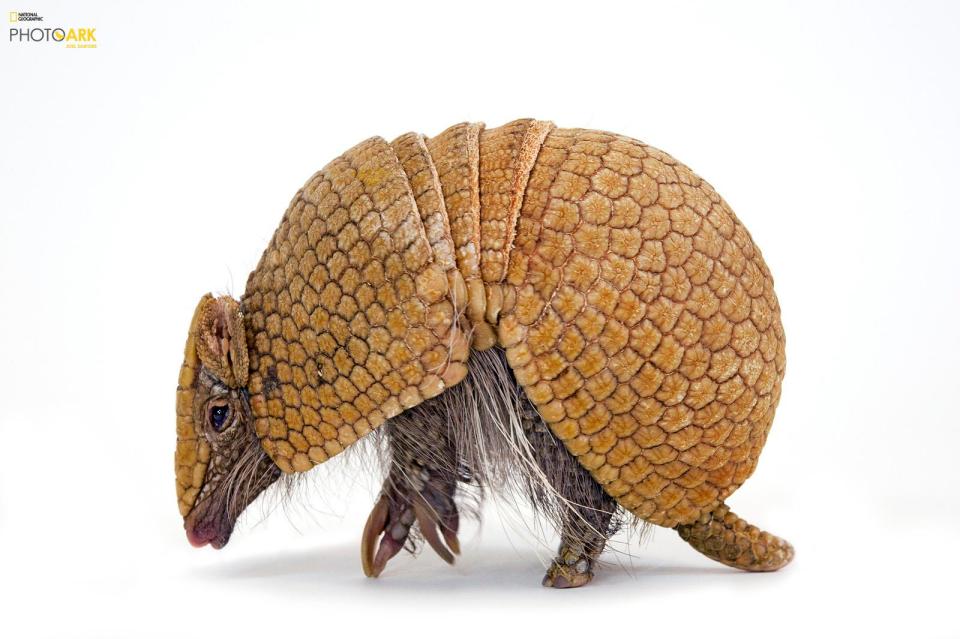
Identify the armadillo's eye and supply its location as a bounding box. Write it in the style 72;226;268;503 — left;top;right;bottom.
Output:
210;404;230;432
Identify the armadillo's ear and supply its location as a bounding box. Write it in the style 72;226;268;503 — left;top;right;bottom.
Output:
196;295;249;388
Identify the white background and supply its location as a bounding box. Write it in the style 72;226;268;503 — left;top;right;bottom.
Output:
2;1;958;637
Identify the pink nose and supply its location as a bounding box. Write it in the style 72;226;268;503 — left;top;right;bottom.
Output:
185;521;218;548
186;529;208;547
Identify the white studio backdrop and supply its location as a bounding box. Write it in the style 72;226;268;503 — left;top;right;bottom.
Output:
1;1;958;637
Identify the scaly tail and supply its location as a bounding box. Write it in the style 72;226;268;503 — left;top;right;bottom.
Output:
675;502;794;572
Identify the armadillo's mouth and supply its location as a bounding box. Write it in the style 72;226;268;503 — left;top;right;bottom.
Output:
184;502;234;550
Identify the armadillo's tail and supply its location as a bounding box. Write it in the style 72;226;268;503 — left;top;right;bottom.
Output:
675;502;794;572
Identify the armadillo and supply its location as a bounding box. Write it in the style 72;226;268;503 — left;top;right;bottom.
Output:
175;118;793;588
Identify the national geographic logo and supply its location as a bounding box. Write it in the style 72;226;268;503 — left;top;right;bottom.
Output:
8;10;97;48
9;10;41;21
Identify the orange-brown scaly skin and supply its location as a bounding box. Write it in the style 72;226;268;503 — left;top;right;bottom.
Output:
498;127;786;529
241;137;470;474
676;502;794;571
177;118;793;578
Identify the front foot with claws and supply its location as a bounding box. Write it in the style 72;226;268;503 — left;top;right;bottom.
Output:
361;464;460;578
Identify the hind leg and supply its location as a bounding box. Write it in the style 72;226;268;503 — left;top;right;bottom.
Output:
361;400;462;577
518;397;621;589
541;504;617;588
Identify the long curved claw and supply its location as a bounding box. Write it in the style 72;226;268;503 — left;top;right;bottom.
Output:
441;510;460;556
361;468;462;577
361;495;389;578
371;532;404;577
412;498;455;565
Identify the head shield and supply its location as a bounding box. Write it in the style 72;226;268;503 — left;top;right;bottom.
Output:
175;294;249;517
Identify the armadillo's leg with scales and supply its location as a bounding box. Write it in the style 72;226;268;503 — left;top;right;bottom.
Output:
361;402;462;578
675;502;794;572
517;394;621;589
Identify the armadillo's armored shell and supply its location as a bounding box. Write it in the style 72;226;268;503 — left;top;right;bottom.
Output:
425;123;485;344
240;120;785;529
242;137;470;473
498;129;785;527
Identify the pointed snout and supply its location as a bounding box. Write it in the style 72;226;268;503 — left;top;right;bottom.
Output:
184;503;233;549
